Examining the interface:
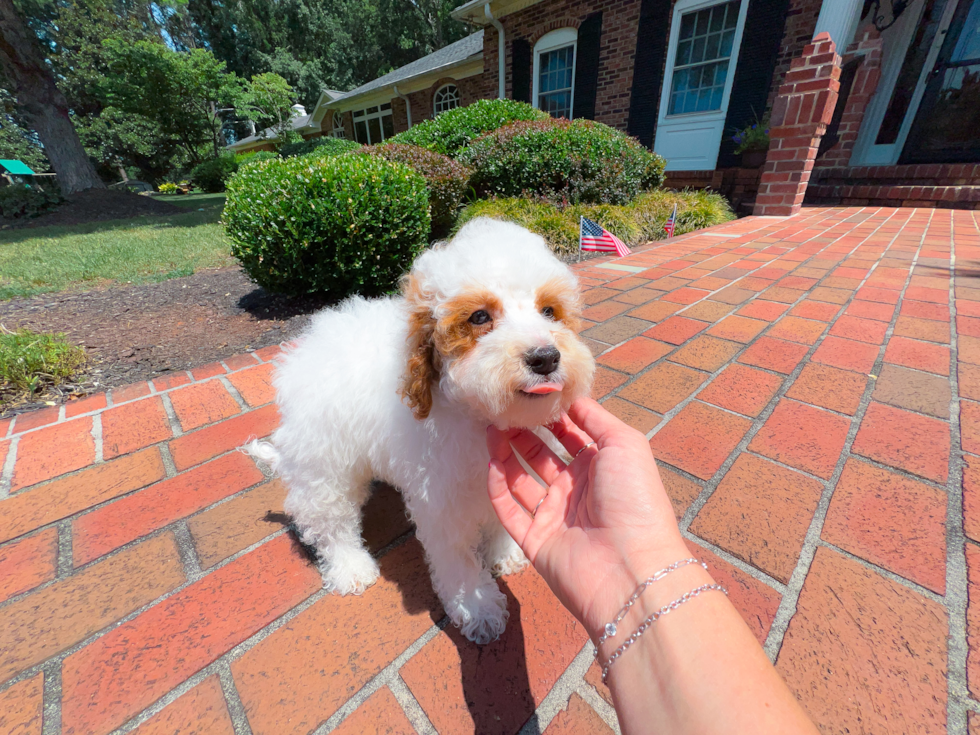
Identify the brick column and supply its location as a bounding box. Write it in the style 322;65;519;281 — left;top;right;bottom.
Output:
753;32;841;217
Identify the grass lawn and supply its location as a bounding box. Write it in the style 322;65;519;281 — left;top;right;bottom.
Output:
0;192;235;301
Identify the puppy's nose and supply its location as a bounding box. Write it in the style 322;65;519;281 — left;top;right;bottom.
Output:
525;346;561;375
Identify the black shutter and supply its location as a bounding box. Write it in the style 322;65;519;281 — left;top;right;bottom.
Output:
573;12;603;120
716;0;793;168
512;39;532;103
626;0;673;147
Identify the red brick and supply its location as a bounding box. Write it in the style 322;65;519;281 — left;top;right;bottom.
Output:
333;688;416;735
809;286;852;304
111;381;151;404
661;465;701;520
963;336;980;366
738;336;810;374
894;315;950;343
650;402;752;480
584;662;613;706
190;362;226;381
766;315;826;345
102;397;171;460
10;417;95;492
169;380;242;432
73;452;264;566
964;455;980;543
873;364;950;418
750;399;850;479
224;353;261;371
0;527;58;603
169;404;280;471
0;533;184;684
0;449;165;545
846;299;896;322
856;286;901;304
13;406;59;432
400;565;585;735
596;337;672;374
234;540;444;735
823;459;946;594
225;363;276;407
829;315;889;344
590;366;628;400
612;286;662;306
852;402;950;483
668;335;741;371
62;534;319;735
789;299;840;321
959;300;980;319
969;544;980;699
736;300;791;322
706;315;768;343
131;677;234;735
883;336;950;375
906;286;948;304
811;336;879;373
152;372;191;391
786;363;867;415
617;362;708;414
681;299;735;323
602;397;661;434
627;300;682;322
544;694;613;734
254;344;283;362
662;287;710;305
779;275;819;290
964;401;980;455
690;454;822;583
684;539;781;644
65;392;107;418
582;299;632;321
902;300;949;321
963;364;980;401
0;673;43;735
581;316;652;345
698;364;782;417
642;316;708;345
778;547;947;734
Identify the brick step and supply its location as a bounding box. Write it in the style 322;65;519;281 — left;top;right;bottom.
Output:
806;182;980;208
812;163;980;187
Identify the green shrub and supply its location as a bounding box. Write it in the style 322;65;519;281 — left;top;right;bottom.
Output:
280;137;360;159
387;99;548;157
235;150;277;166
0;184;62;220
158;182;179;194
458;118;667;205
224;154;430;297
353;143;471;234
455;189;734;256
0;328;86;396
191;156;238;193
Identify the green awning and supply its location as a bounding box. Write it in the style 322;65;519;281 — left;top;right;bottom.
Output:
0;160;35;175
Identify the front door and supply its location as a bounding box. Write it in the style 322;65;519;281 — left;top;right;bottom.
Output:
901;0;980;162
653;0;750;171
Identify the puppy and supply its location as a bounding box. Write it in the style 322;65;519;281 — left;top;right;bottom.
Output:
248;218;595;644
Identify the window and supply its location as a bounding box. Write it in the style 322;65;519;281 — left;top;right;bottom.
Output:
433;84;461;115
533;28;577;119
666;0;739;115
352;103;394;144
331;111;346;139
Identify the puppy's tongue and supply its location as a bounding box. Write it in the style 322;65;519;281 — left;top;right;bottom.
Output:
523;383;563;395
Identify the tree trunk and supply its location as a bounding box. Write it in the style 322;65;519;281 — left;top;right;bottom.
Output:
0;0;105;195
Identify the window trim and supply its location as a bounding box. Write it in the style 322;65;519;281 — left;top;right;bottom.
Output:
352;102;393;144
433;83;461;115
331;111;346;139
532;28;578;120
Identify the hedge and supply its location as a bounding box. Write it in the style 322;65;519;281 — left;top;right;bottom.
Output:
191;156;238;193
223;153;430;297
0;184;62;220
458;118;666;205
281;136;360;159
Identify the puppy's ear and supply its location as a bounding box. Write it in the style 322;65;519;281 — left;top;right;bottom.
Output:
400;273;437;420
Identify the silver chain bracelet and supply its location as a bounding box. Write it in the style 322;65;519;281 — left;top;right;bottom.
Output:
595;557;707;649
597;583;728;683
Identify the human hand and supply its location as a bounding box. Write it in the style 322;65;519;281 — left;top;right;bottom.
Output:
486;397;694;641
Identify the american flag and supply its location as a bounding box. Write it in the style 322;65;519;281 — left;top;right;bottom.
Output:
580;217;631;258
664;203;678;238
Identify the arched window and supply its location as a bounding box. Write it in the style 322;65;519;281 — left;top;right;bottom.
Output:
433;84;461;115
331;111;346;139
533;28;577;120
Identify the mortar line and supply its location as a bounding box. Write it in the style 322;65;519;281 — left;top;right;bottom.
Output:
40;659;62;735
91;412;104;465
575;682;621;734
680;528;788;593
0;434;17;498
388;673;438;735
216;660;255;735
219;375;250;412
815;539;945;604
518;642;596;735
56;519;73;578
159;392;183;438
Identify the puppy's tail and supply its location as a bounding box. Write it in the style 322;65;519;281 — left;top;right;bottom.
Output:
242;439;281;474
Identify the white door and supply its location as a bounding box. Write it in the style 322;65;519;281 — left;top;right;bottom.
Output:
653;0;750;171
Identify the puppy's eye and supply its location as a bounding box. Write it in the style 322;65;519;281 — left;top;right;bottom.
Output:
469;310;492;325
541;306;555;319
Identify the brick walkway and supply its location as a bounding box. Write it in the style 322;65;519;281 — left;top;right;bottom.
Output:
0;205;977;734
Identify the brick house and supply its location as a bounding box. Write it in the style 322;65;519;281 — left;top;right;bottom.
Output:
241;0;980;213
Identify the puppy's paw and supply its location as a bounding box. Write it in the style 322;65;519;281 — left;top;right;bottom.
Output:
454;584;510;644
320;548;380;596
489;546;529;577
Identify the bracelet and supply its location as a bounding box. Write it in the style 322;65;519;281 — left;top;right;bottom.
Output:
595;557;707;649
597;583;728;683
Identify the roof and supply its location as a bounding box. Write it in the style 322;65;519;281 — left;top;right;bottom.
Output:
451;0;543;24
229;112;314;150
0;159;35;175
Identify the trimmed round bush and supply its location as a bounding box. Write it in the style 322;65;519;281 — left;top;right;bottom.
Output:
387;99;548;157
223;154;431;297
353;143;471;233
234;150;277;166
458;118;667;205
191;156;238;193
281;136;360;159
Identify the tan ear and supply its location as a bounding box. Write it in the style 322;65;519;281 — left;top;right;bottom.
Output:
399;274;437;420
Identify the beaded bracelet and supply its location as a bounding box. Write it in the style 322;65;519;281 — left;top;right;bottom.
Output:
595;557;707;650
597;583;728;683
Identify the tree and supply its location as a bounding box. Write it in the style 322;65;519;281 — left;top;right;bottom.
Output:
76;106;179;182
0;0;105;193
237;72;297;146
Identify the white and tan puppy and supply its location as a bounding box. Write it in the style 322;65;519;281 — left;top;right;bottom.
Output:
248;218;595;643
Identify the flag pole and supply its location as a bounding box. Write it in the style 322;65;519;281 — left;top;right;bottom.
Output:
578;216;583;262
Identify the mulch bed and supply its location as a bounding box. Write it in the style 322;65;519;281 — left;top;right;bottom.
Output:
0;267;329;417
1;189;184;230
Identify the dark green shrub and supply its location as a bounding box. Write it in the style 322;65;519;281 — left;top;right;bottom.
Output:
191;156;238;193
235;150;277;166
223;154;430;297
280;137;360;159
0;184;62;220
387;99;548;157
458;118;667;205
353;143;471;234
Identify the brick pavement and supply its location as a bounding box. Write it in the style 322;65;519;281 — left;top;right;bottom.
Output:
0;205;976;734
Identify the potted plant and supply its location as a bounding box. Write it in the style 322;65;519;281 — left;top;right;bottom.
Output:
731;115;770;168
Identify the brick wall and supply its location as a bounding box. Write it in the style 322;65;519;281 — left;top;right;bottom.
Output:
768;0;824;109
807;163;980;208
